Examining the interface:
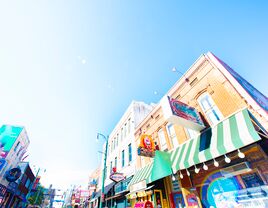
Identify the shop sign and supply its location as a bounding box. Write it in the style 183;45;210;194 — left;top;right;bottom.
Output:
5;167;21;182
137;135;155;157
161;96;205;131
186;193;199;206
130;180;146;192
109;172;125;183
134;201;153;208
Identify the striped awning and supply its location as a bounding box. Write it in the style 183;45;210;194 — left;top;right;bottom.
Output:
128;151;173;190
170;109;261;173
128;163;153;188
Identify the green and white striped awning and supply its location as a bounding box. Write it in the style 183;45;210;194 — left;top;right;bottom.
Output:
128;151;173;190
128;163;153;188
170;109;261;173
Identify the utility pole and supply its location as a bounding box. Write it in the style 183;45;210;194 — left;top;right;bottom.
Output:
96;133;108;208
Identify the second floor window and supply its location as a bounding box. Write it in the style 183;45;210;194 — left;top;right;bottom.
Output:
115;157;117;169
110;161;113;173
198;93;223;126
166;124;179;148
158;129;168;151
128;144;132;163
122;150;125;167
186;128;198;139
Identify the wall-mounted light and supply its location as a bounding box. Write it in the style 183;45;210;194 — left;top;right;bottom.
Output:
238;149;245;158
203;163;208;171
213;159;219;167
186;169;190;176
194;165;200;174
179;171;183;179
224;155;231;163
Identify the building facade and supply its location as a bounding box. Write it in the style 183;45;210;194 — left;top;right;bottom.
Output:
127;52;268;208
99;101;154;208
0;125;30;207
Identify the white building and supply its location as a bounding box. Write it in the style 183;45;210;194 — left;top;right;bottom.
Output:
99;101;154;207
0;125;30;188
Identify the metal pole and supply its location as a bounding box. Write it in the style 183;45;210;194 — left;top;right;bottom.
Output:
99;135;108;208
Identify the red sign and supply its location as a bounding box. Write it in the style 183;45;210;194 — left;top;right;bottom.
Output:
32;176;41;190
144;201;153;208
110;172;125;183
134;201;153;208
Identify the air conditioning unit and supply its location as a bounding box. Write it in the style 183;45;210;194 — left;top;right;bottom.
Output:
221;162;251;178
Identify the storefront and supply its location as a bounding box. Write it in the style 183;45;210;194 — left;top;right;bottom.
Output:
127;150;173;208
169;108;268;208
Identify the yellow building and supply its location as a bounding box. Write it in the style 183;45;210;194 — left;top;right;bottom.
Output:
127;52;268;208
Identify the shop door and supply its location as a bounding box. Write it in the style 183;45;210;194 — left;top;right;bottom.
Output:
116;200;125;208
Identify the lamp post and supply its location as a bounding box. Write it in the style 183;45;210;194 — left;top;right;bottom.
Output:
172;67;189;82
96;133;108;208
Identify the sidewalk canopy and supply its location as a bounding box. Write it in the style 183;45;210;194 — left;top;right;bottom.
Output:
170;109;261;173
104;182;115;194
128;151;172;190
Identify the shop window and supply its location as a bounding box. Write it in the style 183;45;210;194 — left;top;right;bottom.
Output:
198;92;223;126
166;123;179;148
128;144;132;163
158;129;168;151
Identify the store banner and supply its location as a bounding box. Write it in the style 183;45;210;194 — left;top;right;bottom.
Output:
161;96;205;131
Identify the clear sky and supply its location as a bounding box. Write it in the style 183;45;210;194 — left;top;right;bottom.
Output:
0;1;267;189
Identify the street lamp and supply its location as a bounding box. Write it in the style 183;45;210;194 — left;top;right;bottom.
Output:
172;67;189;82
96;133;109;208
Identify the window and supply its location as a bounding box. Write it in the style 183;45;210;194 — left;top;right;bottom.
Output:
198;93;223;125
113;138;116;150
128;144;132;163
166;124;179;148
158;129;168;151
121;128;124;141
115;157;117;169
14;142;20;152
124;123;127;138
110;161;113;174
185;128;198;139
122;150;125;167
25;178;31;189
128;118;131;134
116;134;119;147
111;141;113;152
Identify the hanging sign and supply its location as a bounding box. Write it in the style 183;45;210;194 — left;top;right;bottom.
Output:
5;167;21;182
137;134;155;157
109;172;125;183
161;96;205;131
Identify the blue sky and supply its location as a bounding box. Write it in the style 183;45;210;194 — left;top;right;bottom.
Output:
0;1;267;189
